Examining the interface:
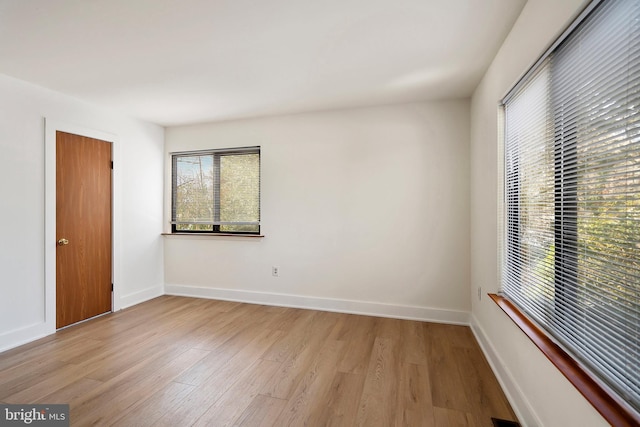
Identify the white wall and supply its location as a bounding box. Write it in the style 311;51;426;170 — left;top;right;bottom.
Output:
165;101;470;323
0;74;165;352
469;0;609;426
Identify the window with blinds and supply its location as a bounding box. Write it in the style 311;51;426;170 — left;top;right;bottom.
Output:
171;147;260;234
502;0;639;413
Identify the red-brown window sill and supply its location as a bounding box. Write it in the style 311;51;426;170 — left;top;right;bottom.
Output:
161;233;264;238
489;293;639;427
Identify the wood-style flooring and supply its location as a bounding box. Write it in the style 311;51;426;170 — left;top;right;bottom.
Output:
0;296;517;426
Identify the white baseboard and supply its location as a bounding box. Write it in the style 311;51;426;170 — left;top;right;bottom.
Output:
0;322;54;354
1;284;467;354
119;284;164;310
165;284;470;325
470;314;541;427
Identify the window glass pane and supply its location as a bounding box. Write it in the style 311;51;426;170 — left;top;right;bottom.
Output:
220;153;260;233
175;155;214;231
504;65;556;322
503;0;640;410
550;0;640;389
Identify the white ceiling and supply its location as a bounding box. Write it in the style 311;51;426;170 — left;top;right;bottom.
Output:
0;0;526;126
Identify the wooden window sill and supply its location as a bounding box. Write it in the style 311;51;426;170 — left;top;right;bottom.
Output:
489;293;639;427
161;233;264;238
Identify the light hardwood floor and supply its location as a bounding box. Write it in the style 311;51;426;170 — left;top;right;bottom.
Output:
0;296;517;426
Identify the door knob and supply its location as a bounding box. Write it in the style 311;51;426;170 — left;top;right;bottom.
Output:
57;238;69;246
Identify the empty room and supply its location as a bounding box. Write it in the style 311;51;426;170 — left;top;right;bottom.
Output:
0;0;638;426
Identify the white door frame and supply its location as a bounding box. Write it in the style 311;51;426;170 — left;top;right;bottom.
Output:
44;119;122;333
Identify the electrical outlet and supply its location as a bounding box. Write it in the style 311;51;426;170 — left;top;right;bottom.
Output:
272;266;279;277
478;287;482;301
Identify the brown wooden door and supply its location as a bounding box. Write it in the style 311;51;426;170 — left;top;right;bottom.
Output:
56;131;112;329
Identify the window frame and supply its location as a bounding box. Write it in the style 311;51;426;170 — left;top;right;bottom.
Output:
497;0;640;424
170;146;261;235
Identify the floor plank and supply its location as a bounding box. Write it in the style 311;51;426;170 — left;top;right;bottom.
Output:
234;395;288;427
396;362;435;427
355;336;399;427
154;328;282;427
72;347;210;425
107;381;196;427
272;339;345;426
192;359;282;427
303;370;366;427
0;296;518;426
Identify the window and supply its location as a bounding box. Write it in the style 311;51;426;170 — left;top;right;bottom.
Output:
171;147;260;234
502;0;639;417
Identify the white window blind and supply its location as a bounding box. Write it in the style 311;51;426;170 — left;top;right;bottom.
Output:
171;147;260;234
503;0;640;412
